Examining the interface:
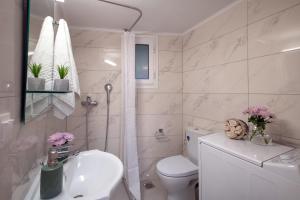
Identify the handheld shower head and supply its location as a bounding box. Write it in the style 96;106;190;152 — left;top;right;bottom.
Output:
104;83;113;104
104;83;113;93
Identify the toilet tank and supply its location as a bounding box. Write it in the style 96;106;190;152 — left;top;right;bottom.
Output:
185;127;209;165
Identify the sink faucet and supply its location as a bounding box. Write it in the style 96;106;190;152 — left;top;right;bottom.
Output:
48;146;80;164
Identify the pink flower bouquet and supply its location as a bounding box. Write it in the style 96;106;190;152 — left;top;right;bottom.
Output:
48;132;74;146
243;106;274;144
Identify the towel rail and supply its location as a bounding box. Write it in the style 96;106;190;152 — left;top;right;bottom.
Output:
98;0;142;32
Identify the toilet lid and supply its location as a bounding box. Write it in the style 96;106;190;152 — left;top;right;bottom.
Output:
156;155;198;177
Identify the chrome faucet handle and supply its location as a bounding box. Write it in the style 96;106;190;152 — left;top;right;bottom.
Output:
81;96;98;106
57;149;80;158
51;144;73;150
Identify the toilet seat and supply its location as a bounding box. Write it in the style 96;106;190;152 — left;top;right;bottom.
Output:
156;155;198;178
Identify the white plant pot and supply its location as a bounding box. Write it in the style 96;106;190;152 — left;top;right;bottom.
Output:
54;79;69;92
27;77;45;91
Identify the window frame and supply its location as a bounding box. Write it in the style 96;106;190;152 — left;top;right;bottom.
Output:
135;35;158;88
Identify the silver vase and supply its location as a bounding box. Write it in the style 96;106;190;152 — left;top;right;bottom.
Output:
53;79;69;92
27;77;45;91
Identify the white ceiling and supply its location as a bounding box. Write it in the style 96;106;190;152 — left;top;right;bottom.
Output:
32;0;237;33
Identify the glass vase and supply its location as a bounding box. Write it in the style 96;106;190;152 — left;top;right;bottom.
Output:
249;125;272;145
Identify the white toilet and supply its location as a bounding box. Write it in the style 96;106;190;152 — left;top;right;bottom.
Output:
156;128;209;200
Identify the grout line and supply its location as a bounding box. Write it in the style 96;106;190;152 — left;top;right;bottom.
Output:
247;48;300;61
182;0;243;35
182;92;248;95
159;49;182;53
181;35;184;153
78;69;122;72
183;25;247;51
0;95;15;99
183;34;300;74
73;46;121;50
182;92;300;95
183;1;300;51
136;114;182;116
182;114;226;122
247;2;300;26
182;59;247;72
246;0;250;110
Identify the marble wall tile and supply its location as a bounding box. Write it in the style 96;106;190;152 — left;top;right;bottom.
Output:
183;0;247;50
183;115;224;133
45;113;67;136
249;94;300;140
0;0;69;198
87;115;120;139
137;115;182;137
183;28;247;71
0;42;15;97
158;35;182;51
70;28;123;162
86;93;121;116
183;61;248;93
71;97;88;117
183;93;248;122
88;137;120;157
70;28;121;49
249;50;300;94
137;93;182;115
248;0;300;24
78;69;121;93
183;0;300;146
66;115;86;140
137;34;183;188
74;47;121;71
137;136;182;159
158;51;182;72
248;4;300;58
138;72;182;93
78;70;122;93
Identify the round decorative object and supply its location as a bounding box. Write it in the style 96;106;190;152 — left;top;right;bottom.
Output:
224;119;249;140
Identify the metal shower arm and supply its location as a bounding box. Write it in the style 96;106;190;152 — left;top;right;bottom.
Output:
98;0;142;32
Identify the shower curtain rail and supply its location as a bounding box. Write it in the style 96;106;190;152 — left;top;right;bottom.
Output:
98;0;142;32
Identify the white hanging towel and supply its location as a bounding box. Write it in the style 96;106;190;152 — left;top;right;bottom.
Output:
27;16;54;113
30;16;54;89
53;19;80;119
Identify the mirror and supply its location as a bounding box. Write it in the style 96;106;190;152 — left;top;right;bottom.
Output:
22;0;72;122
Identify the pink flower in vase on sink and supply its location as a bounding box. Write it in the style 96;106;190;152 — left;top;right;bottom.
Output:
48;132;74;147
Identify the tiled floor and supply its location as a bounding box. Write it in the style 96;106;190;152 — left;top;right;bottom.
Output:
111;182;130;200
111;179;167;200
141;179;167;200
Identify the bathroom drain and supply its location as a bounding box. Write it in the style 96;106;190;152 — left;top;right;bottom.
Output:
73;194;84;198
143;181;155;189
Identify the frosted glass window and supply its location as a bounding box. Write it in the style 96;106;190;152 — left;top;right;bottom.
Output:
135;44;149;79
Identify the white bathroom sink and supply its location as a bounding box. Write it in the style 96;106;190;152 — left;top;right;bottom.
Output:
25;150;124;200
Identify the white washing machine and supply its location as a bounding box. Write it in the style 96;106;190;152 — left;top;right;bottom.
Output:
198;133;300;200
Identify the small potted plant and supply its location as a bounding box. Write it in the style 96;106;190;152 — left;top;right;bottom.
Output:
243;106;275;145
54;65;69;91
28;63;45;91
48;132;74;162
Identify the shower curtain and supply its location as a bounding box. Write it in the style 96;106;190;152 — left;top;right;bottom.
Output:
122;31;141;200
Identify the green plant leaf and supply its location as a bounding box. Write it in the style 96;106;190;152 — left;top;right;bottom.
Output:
57;65;69;79
28;63;42;78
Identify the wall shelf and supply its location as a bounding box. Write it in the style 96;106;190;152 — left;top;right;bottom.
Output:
26;90;72;94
